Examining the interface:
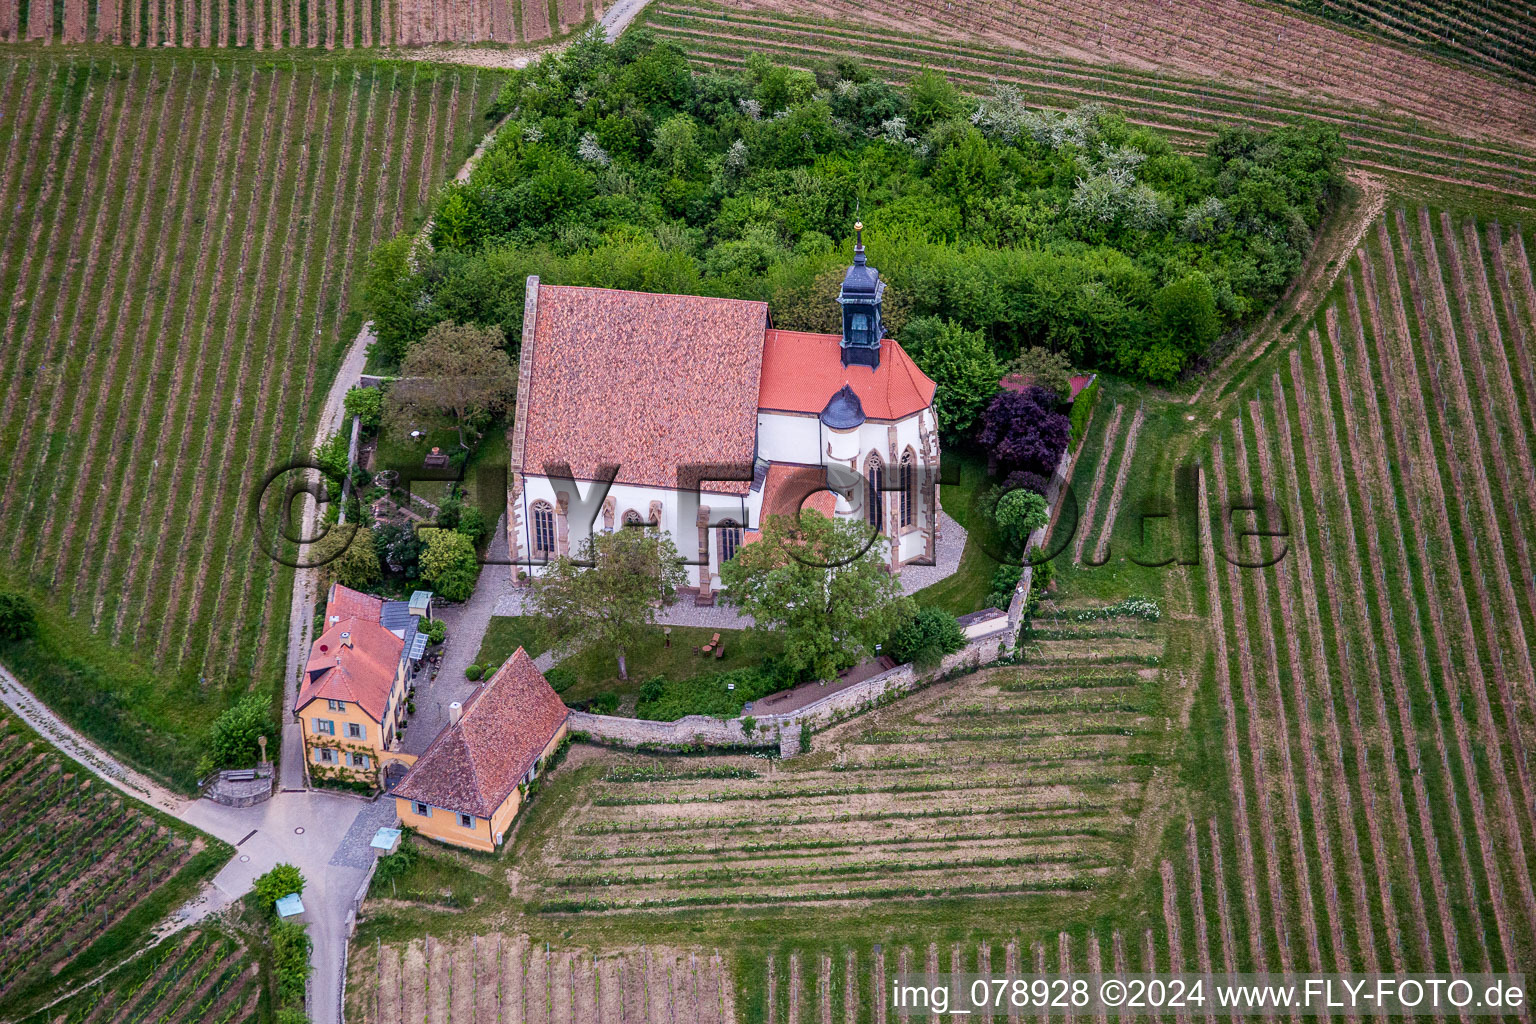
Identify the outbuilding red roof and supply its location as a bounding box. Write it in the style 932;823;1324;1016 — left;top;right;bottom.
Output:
517;284;768;494
391;648;569;819
758;330;935;421
297;616;402;723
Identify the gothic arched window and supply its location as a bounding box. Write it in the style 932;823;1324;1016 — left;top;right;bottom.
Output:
531;502;555;557
865;455;883;534
622;509;644;528
900;451;915;528
719;519;743;563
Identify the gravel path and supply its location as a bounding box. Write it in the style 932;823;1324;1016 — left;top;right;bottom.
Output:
282;322;376;787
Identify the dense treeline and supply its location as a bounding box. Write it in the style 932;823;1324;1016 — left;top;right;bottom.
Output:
363;30;1345;382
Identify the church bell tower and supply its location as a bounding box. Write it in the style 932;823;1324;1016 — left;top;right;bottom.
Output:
837;222;884;369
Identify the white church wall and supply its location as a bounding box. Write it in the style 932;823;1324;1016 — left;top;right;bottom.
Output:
514;474;754;587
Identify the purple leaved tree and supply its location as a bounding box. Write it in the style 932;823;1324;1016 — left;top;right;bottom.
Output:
976;386;1071;480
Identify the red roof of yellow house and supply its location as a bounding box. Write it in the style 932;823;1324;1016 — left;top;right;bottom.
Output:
325;582;384;624
392;648;569;818
297;616;402;723
757;330;935;421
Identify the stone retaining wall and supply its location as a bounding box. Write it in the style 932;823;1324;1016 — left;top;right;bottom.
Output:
204;766;275;807
568;622;1011;757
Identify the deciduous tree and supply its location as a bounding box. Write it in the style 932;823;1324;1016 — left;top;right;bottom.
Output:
386;322;514;450
201;693;277;776
719;511;912;681
1011;346;1074;403
901;316;1004;443
977;386;1071;479
417;527;480;602
527;527;687;680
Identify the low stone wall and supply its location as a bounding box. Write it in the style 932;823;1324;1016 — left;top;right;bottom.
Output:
569;624;1012;757
204;766;275;807
567;710;764;748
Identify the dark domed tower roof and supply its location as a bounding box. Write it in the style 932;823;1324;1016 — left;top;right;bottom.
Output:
819;384;866;429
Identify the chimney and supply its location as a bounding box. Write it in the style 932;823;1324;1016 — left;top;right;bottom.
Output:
339;631;352;647
448;701;463;726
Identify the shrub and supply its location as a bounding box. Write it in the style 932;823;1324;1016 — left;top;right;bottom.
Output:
373;840;418;887
457;506;489;546
986;564;1023;609
254;863;305;912
313;429;350;482
888;607;966;668
200;693;276;776
271;920;313;1003
465;664;483;681
417;527;480;602
636;666;785;721
545;664;577;693
423;618;447;645
0;591;39;643
343;385;384;429
1027;545;1056;593
590;690;620;714
1068;377;1100;448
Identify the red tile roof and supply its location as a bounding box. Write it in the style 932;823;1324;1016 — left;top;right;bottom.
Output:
297;616;402;723
517;284;768;494
758;330;935;421
999;372;1095;403
391;648;569;819
325;582;384;624
744;463;839;544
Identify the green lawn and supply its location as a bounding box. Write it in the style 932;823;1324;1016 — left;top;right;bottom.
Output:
475;617;766;707
371;415;509;551
474;614;553;668
911;450;1005;616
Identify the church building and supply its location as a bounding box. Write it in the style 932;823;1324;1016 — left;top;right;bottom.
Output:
507;226;940;602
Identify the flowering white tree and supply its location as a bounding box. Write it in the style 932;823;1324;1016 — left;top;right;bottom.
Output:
577;132;611;166
724;138;749;176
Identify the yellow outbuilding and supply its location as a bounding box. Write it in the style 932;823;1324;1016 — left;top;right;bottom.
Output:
391;647;569;852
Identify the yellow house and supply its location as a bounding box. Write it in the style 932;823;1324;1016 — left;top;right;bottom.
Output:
391;647;570;852
295;583;429;785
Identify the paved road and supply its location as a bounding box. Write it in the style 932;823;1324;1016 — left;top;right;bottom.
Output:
601;0;650;41
402;515;518;754
0;662;387;1024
